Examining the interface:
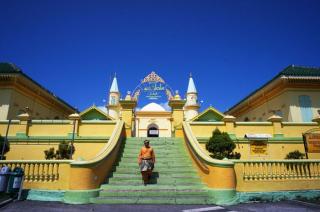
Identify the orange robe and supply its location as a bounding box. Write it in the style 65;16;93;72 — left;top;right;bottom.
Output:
138;147;155;163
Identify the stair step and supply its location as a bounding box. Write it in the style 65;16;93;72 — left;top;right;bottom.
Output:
116;163;193;168
119;158;191;163
99;189;208;197
121;154;187;158
109;176;200;182
115;167;197;173
92;137;208;204
91;196;209;204
123;148;184;152
108;179;204;185
111;173;199;178
100;184;206;190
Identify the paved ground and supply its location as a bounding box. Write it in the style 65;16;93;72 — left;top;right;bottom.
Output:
1;200;320;212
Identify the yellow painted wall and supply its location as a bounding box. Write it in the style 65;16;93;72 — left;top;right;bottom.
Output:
234;123;273;137
237;91;290;122
136;116;171;137
8;89;68;120
236;89;320;122
0;120;116;161
199;142;306;160
6;142;105;160
0;122;26;136
287;90;320;122
189;124;226;137
192;121;320;160
29;123;73;136
0;89;11;120
282;123;318;137
79;122;116;137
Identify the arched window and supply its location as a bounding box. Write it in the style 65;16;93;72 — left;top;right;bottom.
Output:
299;95;313;122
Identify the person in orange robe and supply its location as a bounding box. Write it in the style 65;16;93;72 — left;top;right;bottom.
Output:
138;140;156;185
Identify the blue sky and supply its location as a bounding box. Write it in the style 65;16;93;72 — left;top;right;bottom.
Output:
1;0;320;112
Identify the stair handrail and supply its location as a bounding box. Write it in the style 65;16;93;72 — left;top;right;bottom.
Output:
71;120;124;166
182;122;234;168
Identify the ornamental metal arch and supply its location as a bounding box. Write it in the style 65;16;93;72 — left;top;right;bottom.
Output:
131;71;174;101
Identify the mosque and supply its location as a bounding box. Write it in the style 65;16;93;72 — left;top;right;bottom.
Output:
0;62;320;204
106;71;202;138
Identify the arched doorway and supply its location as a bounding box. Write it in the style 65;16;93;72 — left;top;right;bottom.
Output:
147;124;159;137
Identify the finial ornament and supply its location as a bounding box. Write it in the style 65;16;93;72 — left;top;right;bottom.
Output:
189;72;192;78
141;71;165;83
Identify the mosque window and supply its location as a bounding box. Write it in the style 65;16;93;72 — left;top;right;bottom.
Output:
244;117;250;122
111;96;116;105
299;95;313;122
54;116;59;119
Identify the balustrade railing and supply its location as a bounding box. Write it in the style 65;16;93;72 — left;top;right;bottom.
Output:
235;160;320;181
0;161;70;182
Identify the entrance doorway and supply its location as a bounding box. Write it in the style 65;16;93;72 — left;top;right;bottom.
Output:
147;124;159;137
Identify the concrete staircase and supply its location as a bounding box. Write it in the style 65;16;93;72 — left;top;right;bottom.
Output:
90;137;211;204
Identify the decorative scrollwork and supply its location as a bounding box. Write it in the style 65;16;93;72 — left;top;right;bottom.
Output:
132;71;174;101
141;71;165;83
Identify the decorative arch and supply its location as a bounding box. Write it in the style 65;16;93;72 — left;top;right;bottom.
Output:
131;71;174;101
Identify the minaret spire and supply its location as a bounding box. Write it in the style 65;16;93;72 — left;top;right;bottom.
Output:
110;75;119;93
184;73;199;121
187;73;197;94
107;73;120;119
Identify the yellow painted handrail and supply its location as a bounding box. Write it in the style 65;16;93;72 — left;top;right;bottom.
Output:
182;122;234;168
71;120;124;166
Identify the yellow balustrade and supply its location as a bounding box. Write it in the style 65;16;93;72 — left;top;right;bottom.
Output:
0;160;71;189
0;120;125;191
234;160;320;191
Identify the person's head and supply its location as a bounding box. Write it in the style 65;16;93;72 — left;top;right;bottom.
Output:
144;140;150;147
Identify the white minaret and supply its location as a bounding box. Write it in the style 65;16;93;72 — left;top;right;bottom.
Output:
184;73;200;121
107;75;120;119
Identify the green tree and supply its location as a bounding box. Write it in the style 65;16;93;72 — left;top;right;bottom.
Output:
56;141;75;159
44;147;55;160
205;128;241;160
44;141;75;160
285;150;305;159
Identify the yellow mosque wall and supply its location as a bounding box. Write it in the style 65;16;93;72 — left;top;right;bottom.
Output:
0;83;74;120
190;120;320;160
5;142;106;161
236;90;320;122
0;119;116;161
199;142;307;160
